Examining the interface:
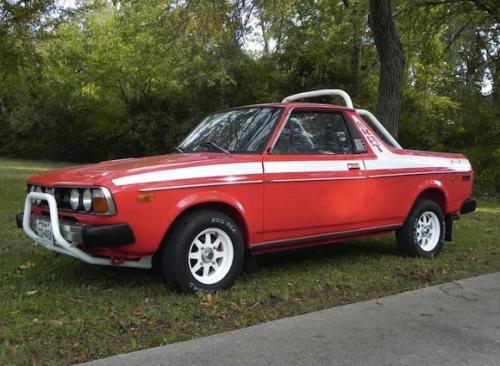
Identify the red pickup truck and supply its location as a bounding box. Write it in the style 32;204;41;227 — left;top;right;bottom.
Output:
17;89;476;293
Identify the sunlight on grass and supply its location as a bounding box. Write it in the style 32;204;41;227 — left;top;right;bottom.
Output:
476;207;500;214
0;166;50;171
0;158;68;170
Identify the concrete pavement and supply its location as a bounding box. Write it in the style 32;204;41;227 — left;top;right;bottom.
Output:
81;272;500;366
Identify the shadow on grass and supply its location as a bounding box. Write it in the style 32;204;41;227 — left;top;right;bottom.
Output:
254;235;398;270
30;235;398;291
58;262;165;287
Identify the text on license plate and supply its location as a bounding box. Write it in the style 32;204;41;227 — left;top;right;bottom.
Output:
36;219;54;245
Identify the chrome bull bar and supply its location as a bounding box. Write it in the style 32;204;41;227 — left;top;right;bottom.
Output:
23;192;151;269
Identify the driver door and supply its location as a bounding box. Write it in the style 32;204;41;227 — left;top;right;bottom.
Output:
261;109;367;244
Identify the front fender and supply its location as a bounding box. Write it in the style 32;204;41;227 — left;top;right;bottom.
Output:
155;189;257;252
176;191;247;214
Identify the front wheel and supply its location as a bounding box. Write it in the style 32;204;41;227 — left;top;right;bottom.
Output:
161;210;245;293
396;199;445;258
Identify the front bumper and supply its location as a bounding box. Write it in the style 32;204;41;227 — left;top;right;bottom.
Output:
16;213;135;248
18;192;151;268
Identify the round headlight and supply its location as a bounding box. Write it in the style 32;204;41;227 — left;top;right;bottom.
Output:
82;189;92;212
69;188;80;210
29;185;35;203
35;186;43;205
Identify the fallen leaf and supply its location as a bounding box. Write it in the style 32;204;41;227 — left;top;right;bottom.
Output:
19;261;34;270
200;293;218;307
249;301;260;308
50;320;64;327
206;293;213;303
25;290;38;296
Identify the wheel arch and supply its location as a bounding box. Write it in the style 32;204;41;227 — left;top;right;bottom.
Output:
408;181;449;218
158;193;251;254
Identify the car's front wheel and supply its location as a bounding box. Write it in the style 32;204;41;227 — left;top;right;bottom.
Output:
161;210;244;293
396;199;445;258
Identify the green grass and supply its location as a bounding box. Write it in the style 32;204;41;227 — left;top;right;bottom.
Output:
1;158;499;365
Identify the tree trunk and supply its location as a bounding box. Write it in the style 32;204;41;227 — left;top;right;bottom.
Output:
493;56;500;104
351;41;360;98
368;0;405;139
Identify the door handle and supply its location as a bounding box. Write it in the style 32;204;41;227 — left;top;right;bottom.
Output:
347;163;361;170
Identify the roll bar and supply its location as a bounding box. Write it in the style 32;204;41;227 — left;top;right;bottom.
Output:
356;109;402;149
281;89;402;149
282;89;354;109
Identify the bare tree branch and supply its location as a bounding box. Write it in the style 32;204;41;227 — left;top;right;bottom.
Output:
445;19;473;52
417;0;499;20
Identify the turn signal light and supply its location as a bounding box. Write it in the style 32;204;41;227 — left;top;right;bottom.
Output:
137;192;155;203
92;189;109;214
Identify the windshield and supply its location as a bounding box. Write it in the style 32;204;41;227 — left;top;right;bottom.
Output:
179;107;283;154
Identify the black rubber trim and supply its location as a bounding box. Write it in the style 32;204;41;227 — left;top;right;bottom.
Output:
82;224;135;247
251;225;400;255
460;198;476;215
445;216;453;241
16;212;23;228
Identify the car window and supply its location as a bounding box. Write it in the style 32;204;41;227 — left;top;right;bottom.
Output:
179;107;283;154
272;111;354;155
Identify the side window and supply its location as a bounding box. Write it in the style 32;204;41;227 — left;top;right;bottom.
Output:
272;111;353;155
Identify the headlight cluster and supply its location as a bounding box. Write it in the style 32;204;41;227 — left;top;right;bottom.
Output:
68;188;110;213
27;185;116;215
29;185;44;205
70;188;93;211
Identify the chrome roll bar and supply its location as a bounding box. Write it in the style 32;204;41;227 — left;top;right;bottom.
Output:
282;89;354;109
355;109;402;149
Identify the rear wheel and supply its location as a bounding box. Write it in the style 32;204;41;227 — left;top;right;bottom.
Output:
396;199;445;258
161;210;244;293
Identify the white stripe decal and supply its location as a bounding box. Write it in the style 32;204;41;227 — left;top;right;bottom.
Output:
264;160;363;173
139;180;263;192
364;156;471;172
113;156;471;186
264;156;470;174
351;113;472;172
112;162;263;186
268;176;365;183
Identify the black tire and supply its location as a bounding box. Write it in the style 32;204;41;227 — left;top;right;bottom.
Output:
160;210;245;293
396;199;445;258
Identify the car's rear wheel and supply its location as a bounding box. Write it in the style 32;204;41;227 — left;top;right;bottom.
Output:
396;199;445;258
161;210;244;293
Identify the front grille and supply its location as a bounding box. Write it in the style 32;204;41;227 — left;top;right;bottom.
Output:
27;185;67;209
27;185;84;212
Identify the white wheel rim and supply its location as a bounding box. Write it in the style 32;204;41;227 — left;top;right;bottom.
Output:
188;227;234;285
415;211;441;252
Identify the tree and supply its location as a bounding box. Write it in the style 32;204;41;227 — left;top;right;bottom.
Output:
0;0;498;193
368;0;405;138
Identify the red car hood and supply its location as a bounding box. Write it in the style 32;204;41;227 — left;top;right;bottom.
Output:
27;153;253;187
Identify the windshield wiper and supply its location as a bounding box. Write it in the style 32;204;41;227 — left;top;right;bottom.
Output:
173;146;184;153
198;141;231;155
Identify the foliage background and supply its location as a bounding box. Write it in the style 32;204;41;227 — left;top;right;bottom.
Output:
0;0;498;194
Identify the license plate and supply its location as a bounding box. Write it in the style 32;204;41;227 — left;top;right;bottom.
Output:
36;219;54;246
